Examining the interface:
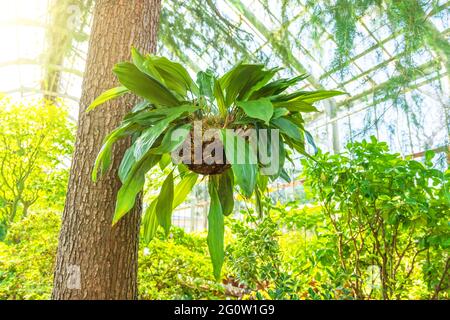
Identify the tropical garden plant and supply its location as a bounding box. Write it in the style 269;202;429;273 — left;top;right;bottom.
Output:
0;98;74;239
87;48;343;279
302;138;450;299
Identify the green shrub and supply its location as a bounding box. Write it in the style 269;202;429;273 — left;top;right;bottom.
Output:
0;211;226;300
302;137;450;299
138;228;225;300
0;98;74;237
1;137;447;300
226;211;301;300
0;211;60;299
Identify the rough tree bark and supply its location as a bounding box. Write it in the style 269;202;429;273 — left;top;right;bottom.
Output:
52;0;161;300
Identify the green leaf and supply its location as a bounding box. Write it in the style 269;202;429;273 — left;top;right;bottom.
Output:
304;130;318;155
196;70;215;98
147;55;198;96
156;171;174;234
425;150;435;162
242;67;281;100
143;198;158;243
150;123;191;155
86;86;129;112
131;100;151;113
280;168;291;182
118;144;136;183
113;153;160;224
134;121;172;162
216;170;234;216
133;106;196;162
272;90;345;112
235;67;275;102
207;178;224;281
220;129;257;197
219;63;267;107
236;98;274;124
271;117;303;142
297;90;345;103
113;62;180;106
213;79;227;118
285;135;306;155
177;163;190;178
173;172;198;209
272;90;344;103
275;135;286;178
250;74;308;99
131;48;167;84
131;47;148;75
265;131;286;179
159;153;172;170
124;104;198;127
273;99;319;112
92;123;136;182
255;186;263;217
272;107;289;119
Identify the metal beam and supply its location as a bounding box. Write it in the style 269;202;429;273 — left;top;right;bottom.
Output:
226;0;325;90
226;0;341;152
3;87;80;104
309;70;446;130
0;58;83;77
337;59;443;107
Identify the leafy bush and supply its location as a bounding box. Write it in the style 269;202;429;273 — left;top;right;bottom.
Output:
226;211;300;299
277;203;355;299
302;137;449;299
0;98;74;237
0;138;447;300
0;211;60;299
0;211;226;300
139;228;225;299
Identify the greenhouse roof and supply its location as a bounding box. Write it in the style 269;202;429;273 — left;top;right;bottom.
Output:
0;0;449;158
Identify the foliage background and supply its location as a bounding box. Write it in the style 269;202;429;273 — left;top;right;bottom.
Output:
0;134;448;300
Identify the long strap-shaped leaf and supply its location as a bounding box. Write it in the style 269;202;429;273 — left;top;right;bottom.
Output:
113;62;181;107
213;79;227;118
86;86;129;112
216;170;234;216
133;106;196;162
250;74;308;99
156;171;174;235
207;177;225;281
236;98;273;124
150;123;191;155
92;122;137;182
113;152;161;224
220;129;257;197
173;172;198;209
143;198;158;243
271;117;303;142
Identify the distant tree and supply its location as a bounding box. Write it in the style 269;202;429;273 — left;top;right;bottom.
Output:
0;98;74;238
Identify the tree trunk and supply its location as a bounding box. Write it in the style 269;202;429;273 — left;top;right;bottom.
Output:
52;0;161;300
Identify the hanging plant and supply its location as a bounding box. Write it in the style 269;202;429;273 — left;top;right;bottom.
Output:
88;48;344;279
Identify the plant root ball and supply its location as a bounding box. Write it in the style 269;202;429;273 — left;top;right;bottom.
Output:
184;117;231;175
187;163;231;175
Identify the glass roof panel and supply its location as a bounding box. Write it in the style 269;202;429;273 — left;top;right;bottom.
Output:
0;0;448;156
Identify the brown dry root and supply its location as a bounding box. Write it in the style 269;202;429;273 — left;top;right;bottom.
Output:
187;162;231;175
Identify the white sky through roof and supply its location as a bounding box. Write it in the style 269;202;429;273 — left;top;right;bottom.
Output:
0;0;448;159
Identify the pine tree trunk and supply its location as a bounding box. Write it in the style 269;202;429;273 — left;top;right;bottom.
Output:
52;0;161;300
